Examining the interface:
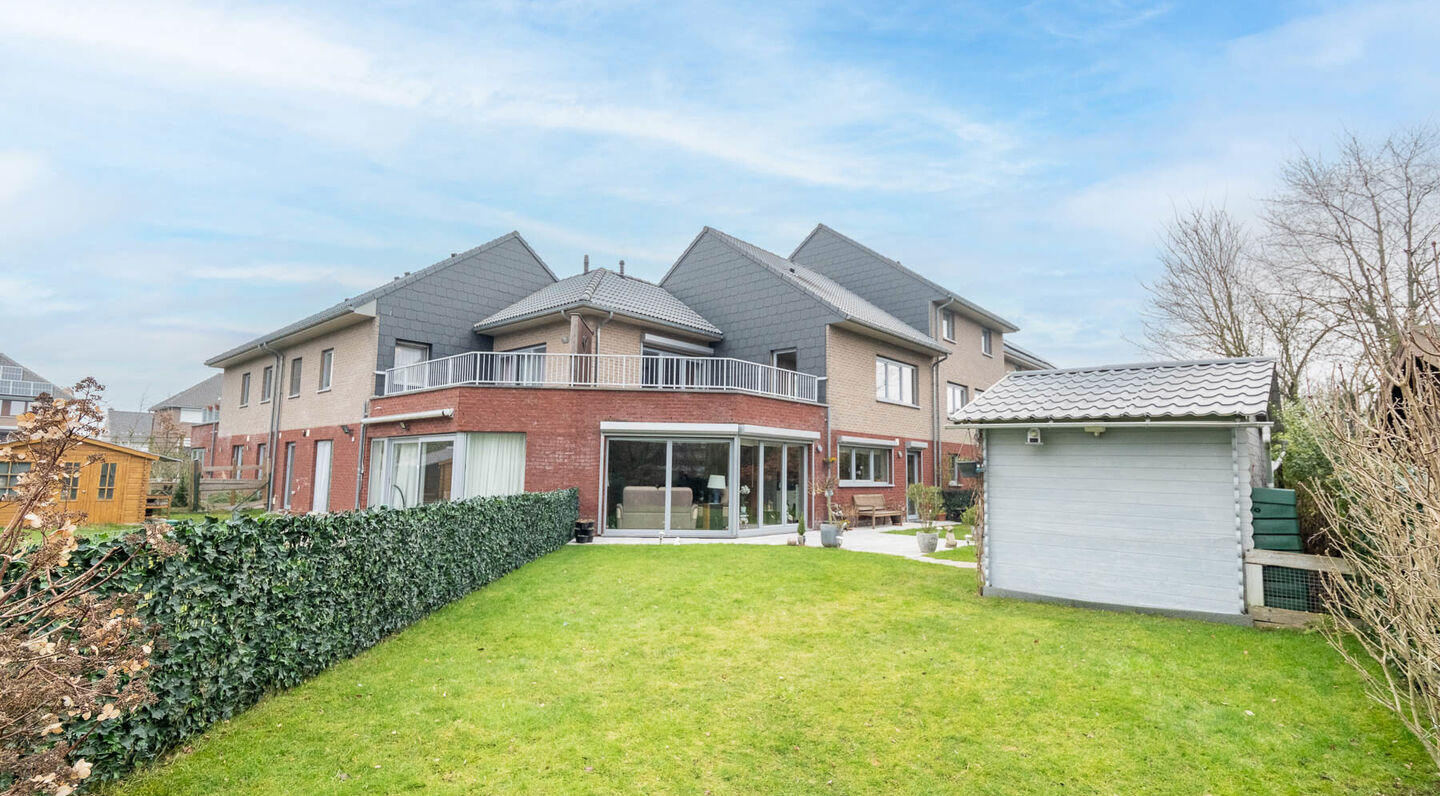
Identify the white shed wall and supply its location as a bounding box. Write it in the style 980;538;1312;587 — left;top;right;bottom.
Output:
983;426;1245;617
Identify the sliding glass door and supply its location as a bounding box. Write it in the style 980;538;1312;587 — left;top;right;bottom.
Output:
606;438;732;534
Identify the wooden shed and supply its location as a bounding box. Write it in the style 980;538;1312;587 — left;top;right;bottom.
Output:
0;437;163;526
950;358;1278;624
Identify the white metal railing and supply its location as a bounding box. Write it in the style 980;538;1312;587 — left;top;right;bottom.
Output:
382;351;821;403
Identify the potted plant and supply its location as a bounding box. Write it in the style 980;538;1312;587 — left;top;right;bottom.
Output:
813;462;845;548
906;483;943;554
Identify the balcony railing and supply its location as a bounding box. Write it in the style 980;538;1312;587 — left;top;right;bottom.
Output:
382;351;822;403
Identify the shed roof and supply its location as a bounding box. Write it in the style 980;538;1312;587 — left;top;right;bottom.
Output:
474;267;723;338
952;357;1276;423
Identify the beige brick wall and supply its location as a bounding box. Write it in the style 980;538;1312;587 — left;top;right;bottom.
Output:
933;307;1007;444
825;325;933;440
218;319;378;438
595;319;646;355
493;319;570;353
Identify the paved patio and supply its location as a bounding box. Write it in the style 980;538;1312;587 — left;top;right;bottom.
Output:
586;523;977;569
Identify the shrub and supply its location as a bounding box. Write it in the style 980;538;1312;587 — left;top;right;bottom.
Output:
1274;400;1338;550
62;489;579;782
941;489;976;520
905;484;943;528
960;505;978;527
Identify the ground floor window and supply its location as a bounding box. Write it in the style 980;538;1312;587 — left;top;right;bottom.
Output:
839;445;891;486
0;461;31;499
368;432;525;508
607;435;806;536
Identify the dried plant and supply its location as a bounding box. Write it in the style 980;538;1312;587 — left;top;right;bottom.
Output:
0;380;172;795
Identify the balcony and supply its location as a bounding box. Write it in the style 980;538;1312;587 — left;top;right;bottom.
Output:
382;351;822;403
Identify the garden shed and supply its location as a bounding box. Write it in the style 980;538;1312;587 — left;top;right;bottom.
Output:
949;358;1278;623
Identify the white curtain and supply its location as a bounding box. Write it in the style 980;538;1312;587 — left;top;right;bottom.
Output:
392;441;420;508
465;433;526;497
367;439;385;507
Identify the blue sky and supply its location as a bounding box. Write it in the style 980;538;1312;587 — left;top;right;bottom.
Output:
2;0;1437;411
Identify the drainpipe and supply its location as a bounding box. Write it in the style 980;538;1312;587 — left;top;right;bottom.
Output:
353;400;369;510
931;351;948;487
591;310;615;353
258;341;285;511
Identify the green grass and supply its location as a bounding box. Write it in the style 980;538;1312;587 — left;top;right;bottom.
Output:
925;545;976;563
884;523;970;537
109;546;1433;795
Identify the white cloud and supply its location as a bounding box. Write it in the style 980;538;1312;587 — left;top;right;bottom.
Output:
0;150;45;204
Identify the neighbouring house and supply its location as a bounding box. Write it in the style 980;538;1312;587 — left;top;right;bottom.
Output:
103;409;156;451
1003;341;1053;373
0;436;163;526
202;226;1042;534
950;357;1278;622
0;353;68;440
149;374;223;464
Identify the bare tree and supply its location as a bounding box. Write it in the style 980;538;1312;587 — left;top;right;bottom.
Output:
1265;126;1440;357
1141;204;1328;397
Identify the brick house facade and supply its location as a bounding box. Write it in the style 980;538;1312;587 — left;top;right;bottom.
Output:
202;224;1040;535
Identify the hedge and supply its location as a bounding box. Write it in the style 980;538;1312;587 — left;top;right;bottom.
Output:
64;489;579;781
941;489;976;520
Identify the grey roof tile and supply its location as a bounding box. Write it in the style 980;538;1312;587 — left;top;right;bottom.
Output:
701;228;945;352
952;357;1276;422
105;409;154;441
474;267;723;338
149;373;223;411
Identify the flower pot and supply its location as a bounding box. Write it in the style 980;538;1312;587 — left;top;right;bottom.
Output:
820;523;843;548
916;531;939;554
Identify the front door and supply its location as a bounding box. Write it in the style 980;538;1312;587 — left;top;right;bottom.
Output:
905;450;923;520
312;440;332;513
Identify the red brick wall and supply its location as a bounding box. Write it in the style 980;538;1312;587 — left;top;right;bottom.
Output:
367;388;827;525
211;425;363;513
827;430;935;525
189;421;218;466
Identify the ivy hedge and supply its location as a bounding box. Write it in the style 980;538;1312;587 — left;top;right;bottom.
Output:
941;489;976;520
66;489;579;781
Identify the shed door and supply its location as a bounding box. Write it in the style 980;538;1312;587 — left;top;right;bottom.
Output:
985;427;1242;616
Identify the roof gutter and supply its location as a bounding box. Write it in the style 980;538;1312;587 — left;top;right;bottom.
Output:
947;419;1273;430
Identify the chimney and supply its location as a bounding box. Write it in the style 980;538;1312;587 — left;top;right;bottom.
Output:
619;259;625;276
583;254;590;274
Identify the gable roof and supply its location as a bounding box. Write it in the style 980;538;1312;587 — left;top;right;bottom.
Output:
791;224;1019;334
0;435;163;461
105;409;154;442
684;227;946;353
952;357;1276;423
0;353;70;400
1002;341;1054;371
150;373;223;411
206;232;557;367
474;267;723;339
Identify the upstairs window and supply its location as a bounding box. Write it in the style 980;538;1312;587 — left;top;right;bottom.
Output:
319;349;334;391
947;382;969;415
874;356;917;406
261;366;274;403
392;341;431;392
240;372;251;407
981;328;993;356
289;357;303;398
771;349;797;371
941;309;956;342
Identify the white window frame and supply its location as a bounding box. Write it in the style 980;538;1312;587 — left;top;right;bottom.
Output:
392;341;432;392
981;328;993;357
288;357;303;398
239;372;251;407
874;356;917;407
318;348;334;392
947;382;969;416
838;445;893;487
940;309;956;342
771;348;797;370
260;365;274;403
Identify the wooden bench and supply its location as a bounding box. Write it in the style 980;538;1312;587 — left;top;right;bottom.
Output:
853;494;902;527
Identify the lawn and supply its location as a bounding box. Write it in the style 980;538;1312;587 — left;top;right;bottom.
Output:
925;545;976;563
110;546;1433;795
884;523;970;537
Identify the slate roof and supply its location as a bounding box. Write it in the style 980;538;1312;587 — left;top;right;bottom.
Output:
952;357;1276;423
150;373;223;411
474;267;723;339
702;228;946;352
791;223;1020;333
105;409;154;443
206;232;556;366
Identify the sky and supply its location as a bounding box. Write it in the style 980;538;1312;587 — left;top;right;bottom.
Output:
2;0;1438;411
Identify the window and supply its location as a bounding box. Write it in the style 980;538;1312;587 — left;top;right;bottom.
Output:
319;348;334;391
289;357;303;398
257;443;268;476
3;400;29;416
62;463;80;500
771;349;797;371
874;356;917;406
981;328;993;356
96;462;117;500
498;344;546;385
261;366;274;403
838;445;891;486
393;342;431;392
240;373;251;407
231;444;245;477
941;309;956;342
0;461;31;499
947;382;970;416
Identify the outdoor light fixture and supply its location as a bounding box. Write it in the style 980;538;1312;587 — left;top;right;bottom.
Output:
1026;428;1044;446
1084;426;1107;436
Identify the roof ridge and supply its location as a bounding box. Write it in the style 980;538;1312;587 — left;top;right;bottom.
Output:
1010;356;1275;377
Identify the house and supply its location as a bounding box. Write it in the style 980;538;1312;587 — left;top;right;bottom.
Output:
202;225;1041;533
103;409;156;451
0;353;68;440
1003;341;1053;372
950;357;1278;622
149;374;223;463
0;436;163;526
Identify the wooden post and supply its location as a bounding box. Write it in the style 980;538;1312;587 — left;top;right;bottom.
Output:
191;458;202;512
